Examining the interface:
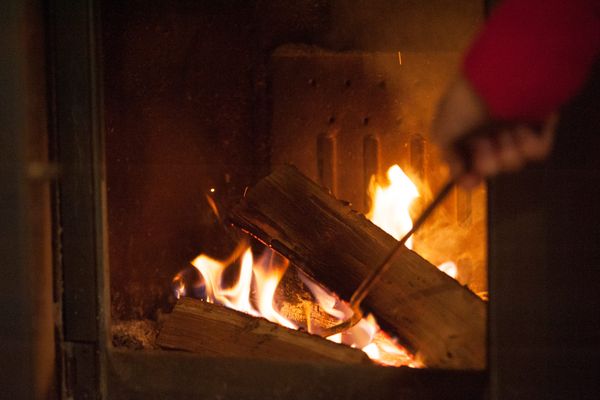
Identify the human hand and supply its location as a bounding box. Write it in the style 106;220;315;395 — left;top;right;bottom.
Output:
431;75;557;189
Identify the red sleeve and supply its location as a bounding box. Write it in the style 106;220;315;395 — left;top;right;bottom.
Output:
463;0;600;122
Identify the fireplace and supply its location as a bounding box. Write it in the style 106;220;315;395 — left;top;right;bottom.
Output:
102;0;488;372
80;0;489;396
3;0;599;399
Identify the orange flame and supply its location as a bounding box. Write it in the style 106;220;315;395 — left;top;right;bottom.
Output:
367;165;459;279
252;250;297;329
367;165;419;248
188;247;296;328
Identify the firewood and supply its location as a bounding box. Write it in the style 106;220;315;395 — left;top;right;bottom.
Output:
157;297;370;364
229;165;486;370
274;268;341;332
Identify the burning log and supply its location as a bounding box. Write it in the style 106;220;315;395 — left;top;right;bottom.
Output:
157;297;370;364
275;269;341;331
229;165;486;370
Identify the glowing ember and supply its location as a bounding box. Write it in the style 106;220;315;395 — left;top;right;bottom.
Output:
298;272;418;367
298;271;349;321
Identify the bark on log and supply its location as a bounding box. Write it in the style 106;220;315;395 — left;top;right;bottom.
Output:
229;165;486;369
157;297;370;365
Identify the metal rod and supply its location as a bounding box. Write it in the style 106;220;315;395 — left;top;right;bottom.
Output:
319;179;455;337
350;179;455;307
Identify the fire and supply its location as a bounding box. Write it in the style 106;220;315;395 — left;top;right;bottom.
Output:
366;165;458;279
437;260;458;280
366;165;420;248
173;242;413;365
298;274;416;366
252;250;298;329
173;164;457;367
179;246;297;329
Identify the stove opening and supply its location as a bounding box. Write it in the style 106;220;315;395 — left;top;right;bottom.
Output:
102;0;487;389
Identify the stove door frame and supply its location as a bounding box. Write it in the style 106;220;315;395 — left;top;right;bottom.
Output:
47;0;487;398
46;0;109;397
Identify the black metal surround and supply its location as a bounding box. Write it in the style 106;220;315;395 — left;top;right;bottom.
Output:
0;1;55;399
487;65;600;400
106;350;485;400
46;0;108;397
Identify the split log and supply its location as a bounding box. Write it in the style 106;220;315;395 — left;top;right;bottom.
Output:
229;165;486;369
157;297;370;365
